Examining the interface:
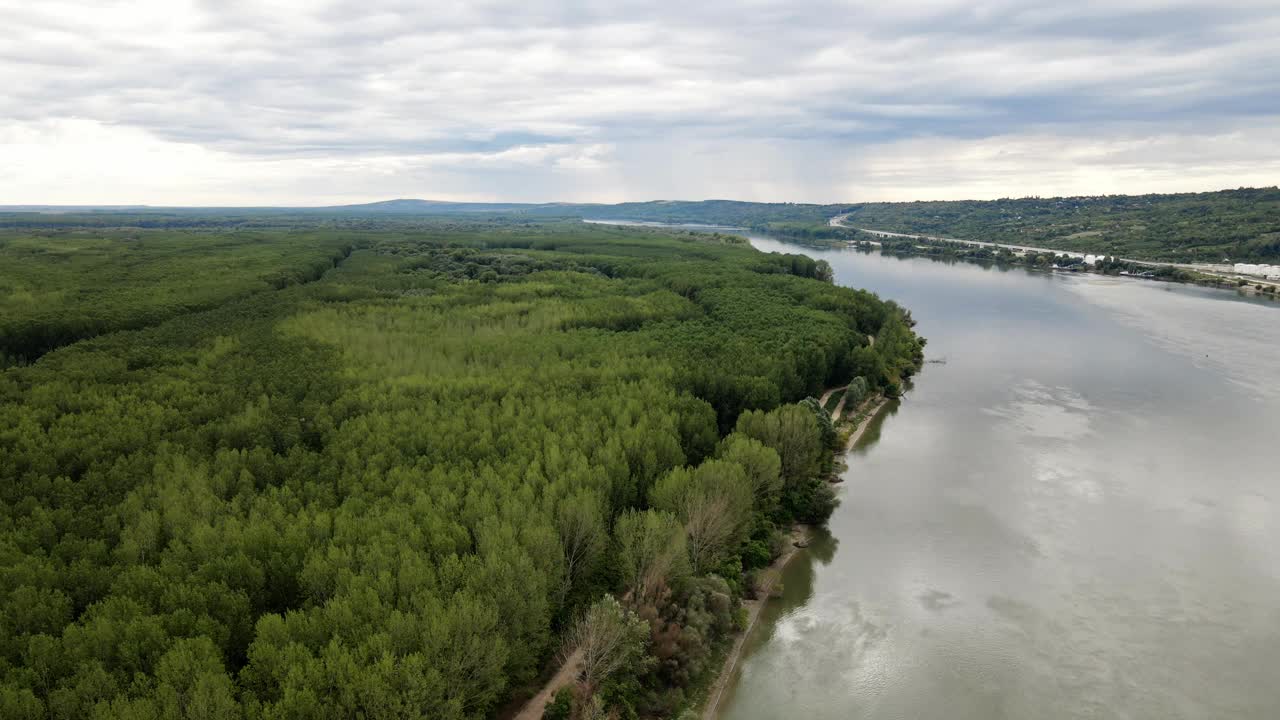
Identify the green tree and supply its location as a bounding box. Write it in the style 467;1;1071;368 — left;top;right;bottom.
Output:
715;434;783;512
555;491;606;603
613;511;689;602
650;461;754;573
153;637;240;720
564;596;650;703
734;404;825;494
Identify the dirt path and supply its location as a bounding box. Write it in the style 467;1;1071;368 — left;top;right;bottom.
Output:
509;649;583;720
830;390;850;422
818;385;843;407
700;525;811;720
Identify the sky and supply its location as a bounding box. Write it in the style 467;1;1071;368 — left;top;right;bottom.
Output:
2;0;1279;206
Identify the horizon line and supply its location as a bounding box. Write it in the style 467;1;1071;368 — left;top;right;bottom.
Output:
2;185;1278;211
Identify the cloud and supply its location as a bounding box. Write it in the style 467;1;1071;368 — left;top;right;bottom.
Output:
0;0;1276;203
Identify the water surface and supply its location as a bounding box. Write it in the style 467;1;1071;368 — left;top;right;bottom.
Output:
718;238;1280;720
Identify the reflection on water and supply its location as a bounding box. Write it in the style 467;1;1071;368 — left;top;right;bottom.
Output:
982;380;1096;441
717;238;1280;720
1060;275;1280;400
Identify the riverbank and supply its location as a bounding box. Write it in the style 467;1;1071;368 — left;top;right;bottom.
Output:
842;223;1280;296
700;392;895;719
700;524;812;720
843;395;890;451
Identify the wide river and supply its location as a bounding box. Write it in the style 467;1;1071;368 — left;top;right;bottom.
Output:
718;235;1280;719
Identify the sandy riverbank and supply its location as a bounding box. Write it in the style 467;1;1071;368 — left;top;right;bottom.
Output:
700;394;893;718
845;395;890;451
699;524;812;720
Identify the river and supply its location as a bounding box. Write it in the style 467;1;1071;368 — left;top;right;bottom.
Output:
715;235;1280;719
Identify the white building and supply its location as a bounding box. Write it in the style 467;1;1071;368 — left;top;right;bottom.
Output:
1233;263;1279;279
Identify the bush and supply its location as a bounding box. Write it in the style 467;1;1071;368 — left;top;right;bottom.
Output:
544;687;573;720
785;478;839;525
740;539;771;570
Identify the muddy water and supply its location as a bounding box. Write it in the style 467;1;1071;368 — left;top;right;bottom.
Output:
718;239;1280;720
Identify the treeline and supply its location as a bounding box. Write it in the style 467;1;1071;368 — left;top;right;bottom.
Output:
745;222;855;244
0;222;920;719
866;236;1204;284
0;230;354;365
564;200;841;228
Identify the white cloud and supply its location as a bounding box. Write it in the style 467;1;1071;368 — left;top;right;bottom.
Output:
837;126;1280;201
0;119;613;204
0;0;1277;203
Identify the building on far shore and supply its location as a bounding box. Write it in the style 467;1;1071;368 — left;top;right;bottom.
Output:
1233;263;1280;280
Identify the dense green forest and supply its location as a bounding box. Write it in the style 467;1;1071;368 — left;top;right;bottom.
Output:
0;232;353;365
0;221;921;719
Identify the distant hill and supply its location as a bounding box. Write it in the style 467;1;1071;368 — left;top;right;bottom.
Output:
317;199;541;214
3;187;1277;261
843;187;1280;263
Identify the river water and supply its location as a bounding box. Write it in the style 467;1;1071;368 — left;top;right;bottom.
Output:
718;237;1280;720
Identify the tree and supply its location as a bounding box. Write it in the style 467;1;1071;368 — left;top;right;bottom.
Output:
799;396;836;451
843;376;869;408
564;596;650;702
152;637;240;720
848;345;886;387
543;687;573;720
715;434;782;511
650;461;754;574
734;404;824;493
613;510;689;602
814;260;834;283
556;491;606;602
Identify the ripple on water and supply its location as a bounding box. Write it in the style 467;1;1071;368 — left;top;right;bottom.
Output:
1064;276;1280;400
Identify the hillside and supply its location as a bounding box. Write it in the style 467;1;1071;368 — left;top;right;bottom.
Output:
844;188;1280;263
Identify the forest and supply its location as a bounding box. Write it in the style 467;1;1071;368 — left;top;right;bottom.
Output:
0;220;922;719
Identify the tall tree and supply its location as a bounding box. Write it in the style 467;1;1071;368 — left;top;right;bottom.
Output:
716;433;783;511
613;510;688;602
563;596;650;702
555;491;606;602
734;404;824;491
650;461;754;573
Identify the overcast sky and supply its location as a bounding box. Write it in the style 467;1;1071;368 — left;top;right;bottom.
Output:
2;0;1278;205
